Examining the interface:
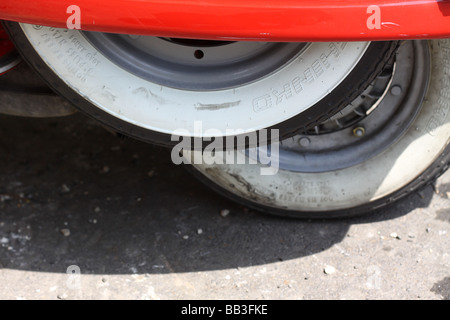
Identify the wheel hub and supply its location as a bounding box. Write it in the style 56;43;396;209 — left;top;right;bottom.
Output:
256;41;430;172
84;32;307;91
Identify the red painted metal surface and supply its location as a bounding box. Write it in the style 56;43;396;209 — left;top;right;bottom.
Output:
0;23;20;76
1;0;450;41
0;24;14;56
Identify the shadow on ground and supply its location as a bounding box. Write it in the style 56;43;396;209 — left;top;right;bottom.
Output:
0;112;435;275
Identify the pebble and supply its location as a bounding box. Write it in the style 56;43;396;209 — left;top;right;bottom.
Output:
57;293;68;300
197;228;203;235
101;166;110;174
60;229;71;237
324;265;336;274
390;232;401;240
220;209;230;217
182;235;189;240
61;184;70;193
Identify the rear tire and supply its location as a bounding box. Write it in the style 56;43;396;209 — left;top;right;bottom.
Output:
187;40;450;218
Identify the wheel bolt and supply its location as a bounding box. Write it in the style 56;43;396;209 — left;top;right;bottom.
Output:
353;126;366;137
298;137;311;147
390;85;402;96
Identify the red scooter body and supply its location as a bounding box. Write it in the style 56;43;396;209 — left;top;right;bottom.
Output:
1;0;450;41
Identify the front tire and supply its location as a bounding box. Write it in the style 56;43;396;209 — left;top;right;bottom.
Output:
4;21;397;148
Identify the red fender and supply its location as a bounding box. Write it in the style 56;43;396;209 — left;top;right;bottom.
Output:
0;24;20;75
0;24;14;56
1;0;450;41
